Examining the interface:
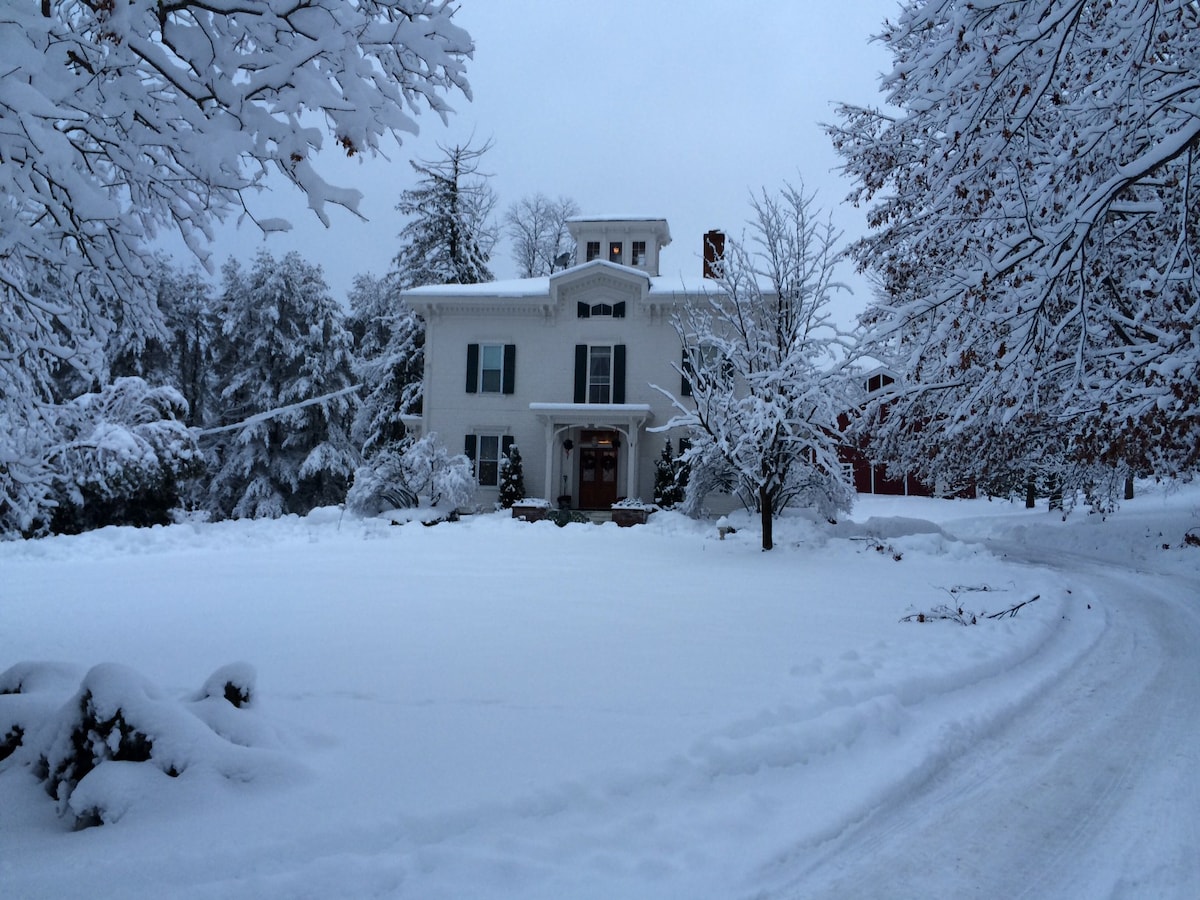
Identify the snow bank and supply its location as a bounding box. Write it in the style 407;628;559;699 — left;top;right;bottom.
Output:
0;483;1195;898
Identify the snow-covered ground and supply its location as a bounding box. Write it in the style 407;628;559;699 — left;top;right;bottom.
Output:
2;485;1197;899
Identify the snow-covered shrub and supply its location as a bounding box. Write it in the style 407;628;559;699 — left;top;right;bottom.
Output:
612;497;653;510
6;662;292;829
48;378;203;534
345;445;418;516
347;433;473;515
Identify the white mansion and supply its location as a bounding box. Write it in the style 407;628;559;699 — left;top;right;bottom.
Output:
403;216;723;510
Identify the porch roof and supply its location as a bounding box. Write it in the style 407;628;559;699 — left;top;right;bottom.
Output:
529;402;653;427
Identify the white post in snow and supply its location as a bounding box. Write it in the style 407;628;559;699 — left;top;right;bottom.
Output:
543;424;556;502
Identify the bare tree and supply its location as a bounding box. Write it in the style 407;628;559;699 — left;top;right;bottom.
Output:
503;194;581;277
657;182;856;551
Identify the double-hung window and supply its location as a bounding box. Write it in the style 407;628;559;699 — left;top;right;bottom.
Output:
586;241;601;262
631;241;647;267
464;434;514;487
465;344;516;394
588;346;612;403
573;344;626;404
681;344;732;396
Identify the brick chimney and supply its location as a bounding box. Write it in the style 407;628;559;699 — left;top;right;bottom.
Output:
702;229;725;279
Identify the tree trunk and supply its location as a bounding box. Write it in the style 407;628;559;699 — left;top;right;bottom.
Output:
760;486;774;551
1124;474;1135;501
1025;474;1036;509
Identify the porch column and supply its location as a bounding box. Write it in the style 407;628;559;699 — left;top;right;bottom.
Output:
543;421;556;501
625;427;640;500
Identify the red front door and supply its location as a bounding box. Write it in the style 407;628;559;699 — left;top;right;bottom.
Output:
578;445;619;509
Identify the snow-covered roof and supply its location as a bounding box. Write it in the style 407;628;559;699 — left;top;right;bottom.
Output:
402;267;725;302
564;214;665;223
403;276;552;299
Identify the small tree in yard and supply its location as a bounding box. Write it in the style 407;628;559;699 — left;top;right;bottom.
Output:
498;444;526;509
658;182;857;550
653;439;686;509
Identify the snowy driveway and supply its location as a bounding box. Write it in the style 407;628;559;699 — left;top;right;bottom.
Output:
757;555;1200;899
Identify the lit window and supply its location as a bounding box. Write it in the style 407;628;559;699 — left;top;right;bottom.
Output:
586;241;601;262
588;345;612;404
608;241;622;264
631;241;646;267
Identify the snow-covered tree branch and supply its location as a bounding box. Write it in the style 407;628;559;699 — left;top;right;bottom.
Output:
1;0;472;531
830;0;1200;482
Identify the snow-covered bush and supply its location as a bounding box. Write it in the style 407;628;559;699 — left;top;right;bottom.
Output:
347;433;474;515
346;445;419;516
2;662;292;829
404;434;475;510
48;378;202;534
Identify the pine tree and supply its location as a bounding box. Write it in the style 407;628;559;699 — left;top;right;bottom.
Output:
207;251;359;519
348;273;424;457
653;439;685;508
392;140;498;289
498;444;526;509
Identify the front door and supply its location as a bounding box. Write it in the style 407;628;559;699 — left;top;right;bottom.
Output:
578;445;619;509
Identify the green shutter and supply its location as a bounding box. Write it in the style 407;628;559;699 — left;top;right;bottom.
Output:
577;302;590;318
502;344;516;394
613;344;626;404
574;344;587;403
681;348;694;397
465;344;479;393
464;434;477;461
501;435;515;456
613;301;626;318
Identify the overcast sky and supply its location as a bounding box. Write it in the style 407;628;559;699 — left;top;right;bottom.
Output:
173;2;898;321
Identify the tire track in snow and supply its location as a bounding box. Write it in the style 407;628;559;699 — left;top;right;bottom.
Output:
752;559;1200;900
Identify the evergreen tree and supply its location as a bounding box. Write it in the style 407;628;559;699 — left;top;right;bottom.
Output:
48;378;202;534
207;251;359;519
348;273;424;457
1;2;472;537
653;439;686;508
392;140;498;289
498;444;526;509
